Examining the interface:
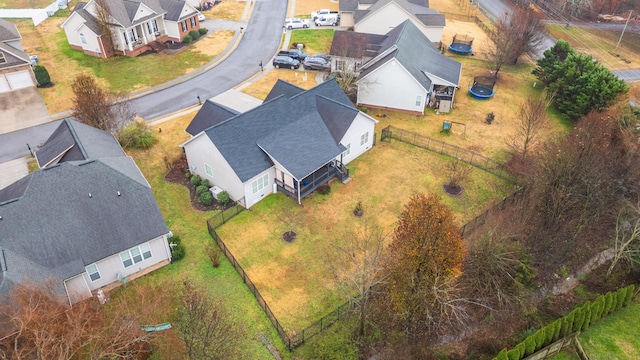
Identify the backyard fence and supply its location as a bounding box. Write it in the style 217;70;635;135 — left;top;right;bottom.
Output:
206;218;357;351
207;202;245;229
0;0;66;25
380;125;514;182
459;187;524;238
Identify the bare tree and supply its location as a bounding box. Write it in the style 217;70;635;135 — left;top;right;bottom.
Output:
507;95;550;160
487;7;545;77
277;206;304;241
445;159;473;194
94;0;115;53
176;281;244;360
332;218;388;337
71;74;135;132
608;199;640;276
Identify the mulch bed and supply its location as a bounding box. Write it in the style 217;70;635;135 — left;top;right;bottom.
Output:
443;182;464;196
164;156;232;212
282;231;297;243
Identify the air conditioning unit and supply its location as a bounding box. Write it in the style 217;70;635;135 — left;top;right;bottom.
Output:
209;185;224;200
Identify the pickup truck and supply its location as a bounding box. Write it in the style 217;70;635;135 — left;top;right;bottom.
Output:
278;49;308;61
311;9;339;21
315;16;339;26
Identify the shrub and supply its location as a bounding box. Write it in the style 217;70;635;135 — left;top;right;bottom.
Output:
623;284;635;306
506;348;520;360
201;179;210;188
116;121;157;149
604;292;614;315
582;302;592;331
496;349;508;360
199;191;213;205
34;65;51;86
572;308;584;333
183;35;193;43
190;174;202;186
169;235;186;262
317;184;331;195
544;324;554;346
205;242;221;268
359;106;368;113
199;28;208;35
552;319;562;342
196;185;209;196
189;30;200;40
524;337;536;356
217;191;230;206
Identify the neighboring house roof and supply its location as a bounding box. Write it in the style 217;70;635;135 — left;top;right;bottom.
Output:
0;19;21;42
185;100;239;136
0;19;30;70
264;79;304;102
359;20;461;89
352;0;444;27
0;159;169;290
158;0;196;21
74;7;103;35
329;31;386;59
70;0;169;30
191;79;358;181
36;118;126;168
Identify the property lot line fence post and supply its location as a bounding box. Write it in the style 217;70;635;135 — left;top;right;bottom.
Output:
380;125;514;182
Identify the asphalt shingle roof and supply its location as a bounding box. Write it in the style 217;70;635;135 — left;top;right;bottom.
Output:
0;19;20;42
158;0;191;21
329;31;386;59
186;100;239;136
264;79;304;102
199;79;357;182
353;0;444;26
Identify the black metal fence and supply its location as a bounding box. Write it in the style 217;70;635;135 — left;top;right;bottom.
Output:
380;125;515;182
207;202;245;229
459;188;524;238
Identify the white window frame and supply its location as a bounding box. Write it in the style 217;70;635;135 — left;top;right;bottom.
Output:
190;17;196;28
335;60;345;72
251;173;269;194
181;21;187;32
80;33;87;44
415;95;422;107
343;143;351;156
360;132;369;146
86;263;101;282
205;163;213;177
147;20;158;33
120;243;153;268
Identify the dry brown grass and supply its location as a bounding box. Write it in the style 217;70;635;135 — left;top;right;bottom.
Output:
240;69;318;99
292;0;338;18
191;30;235;57
630;82;640;104
1;0;54;8
206;0;247;21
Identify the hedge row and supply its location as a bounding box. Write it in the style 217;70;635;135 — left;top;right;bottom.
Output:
494;284;636;360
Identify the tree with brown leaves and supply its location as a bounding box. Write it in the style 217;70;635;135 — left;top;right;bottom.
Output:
71;74;134;132
380;193;467;337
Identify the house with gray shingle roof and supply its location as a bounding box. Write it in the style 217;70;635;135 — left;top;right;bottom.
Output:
0;118;172;305
61;0;200;58
181;79;377;208
0;19;37;93
339;0;445;42
337;20;461;114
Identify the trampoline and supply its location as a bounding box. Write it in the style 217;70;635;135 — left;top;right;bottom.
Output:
449;34;473;54
469;76;496;100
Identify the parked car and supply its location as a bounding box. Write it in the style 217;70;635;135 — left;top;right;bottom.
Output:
303;57;331;71
273;56;301;69
283;18;310;30
278;49;308;61
311;9;339;21
197;12;206;21
315;16;339;26
307;53;331;62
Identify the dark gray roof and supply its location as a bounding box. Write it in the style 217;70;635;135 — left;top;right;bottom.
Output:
100;0;165;27
316;95;360;143
200;80;357;181
339;0;358;12
359;20;461;89
0;42;30;69
264;79;304;102
75;8;103;35
36;118;126;168
158;0;193;21
186;100;239;136
0;19;20;42
0;160;169;284
329;31;386;59
0;175;30;204
354;0;444;26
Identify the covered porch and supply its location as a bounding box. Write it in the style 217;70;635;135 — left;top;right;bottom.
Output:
116;17;167;56
275;160;350;203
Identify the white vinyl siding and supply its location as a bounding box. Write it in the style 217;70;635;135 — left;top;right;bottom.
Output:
251;174;269;194
85;263;101;282
360;132;369;146
415;95;422;107
120;243;153;268
80;33;87;44
205;163;213;177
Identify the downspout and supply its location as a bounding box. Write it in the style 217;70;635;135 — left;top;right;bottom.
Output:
297;179;301;204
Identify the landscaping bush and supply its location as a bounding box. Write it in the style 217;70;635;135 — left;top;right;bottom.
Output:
189;30;200;40
623;284;635;306
34;65;51;86
205;242;221;268
199;191;213;205
190;174;202;186
183;35;193;44
201;179;210;188
196;185;209;196
317;184;331;195
198;28;208;35
116;121;157;149
217;191;230;206
169;235;186;262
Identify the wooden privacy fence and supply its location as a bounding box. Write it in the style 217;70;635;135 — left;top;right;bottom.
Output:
380;125;514;182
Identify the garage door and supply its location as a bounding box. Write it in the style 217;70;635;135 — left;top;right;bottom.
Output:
6;71;34;90
0;75;10;93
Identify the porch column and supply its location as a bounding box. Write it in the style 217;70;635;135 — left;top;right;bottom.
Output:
125;29;133;51
140;24;148;44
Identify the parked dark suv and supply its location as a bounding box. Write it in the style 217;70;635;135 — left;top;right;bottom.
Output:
273;56;300;69
303;56;331;71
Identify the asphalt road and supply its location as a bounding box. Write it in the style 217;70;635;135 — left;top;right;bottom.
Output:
132;0;287;120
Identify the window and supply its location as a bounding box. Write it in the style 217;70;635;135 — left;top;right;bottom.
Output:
80;33;87;44
343;143;351;156
190;17;196;28
205;163;213;177
120;243;152;268
251;173;269;194
127;30;135;43
335;60;345;71
415;95;422;107
147;20;158;33
360;132;369;146
86;263;101;282
181;21;187;32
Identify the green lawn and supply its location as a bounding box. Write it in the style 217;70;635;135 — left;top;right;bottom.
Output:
579;300;640;359
216;139;514;333
290;29;334;54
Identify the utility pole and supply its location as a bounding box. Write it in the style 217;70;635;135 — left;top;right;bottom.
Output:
615;10;633;51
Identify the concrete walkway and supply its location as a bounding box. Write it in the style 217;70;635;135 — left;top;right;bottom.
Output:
0;157;28;190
